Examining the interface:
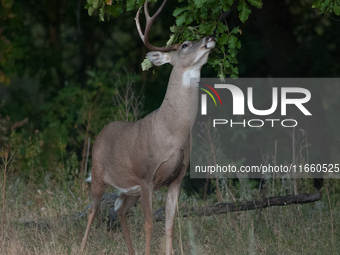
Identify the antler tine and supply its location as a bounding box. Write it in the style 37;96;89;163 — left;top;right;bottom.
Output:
135;0;180;52
143;0;151;20
135;6;145;42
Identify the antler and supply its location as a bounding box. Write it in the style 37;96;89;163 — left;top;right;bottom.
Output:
135;0;180;52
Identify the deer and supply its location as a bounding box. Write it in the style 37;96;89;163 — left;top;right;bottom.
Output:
80;0;215;254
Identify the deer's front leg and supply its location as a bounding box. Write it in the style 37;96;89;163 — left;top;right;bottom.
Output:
165;169;186;255
141;182;154;255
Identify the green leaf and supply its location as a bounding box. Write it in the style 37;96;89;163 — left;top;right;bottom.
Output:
228;48;238;58
183;28;196;40
230;72;238;79
221;46;225;54
223;57;230;67
211;59;221;67
220;0;234;11
170;25;179;33
194;0;204;8
217;22;228;34
126;1;136;11
211;3;221;15
238;0;251;23
107;4;124;17
322;0;332;9
247;0;262;8
99;6;105;21
236;40;241;49
141;57;153;71
88;7;95;16
166;34;175;46
219;33;229;45
93;0;99;9
228;35;238;48
198;22;216;36
231;26;240;34
227;53;238;64
216;22;228;41
312;0;323;9
186;12;195;24
176;12;188;26
173;7;187;17
314;0;332;12
334;0;340;15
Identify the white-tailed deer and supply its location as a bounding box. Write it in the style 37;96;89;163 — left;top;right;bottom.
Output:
80;0;215;254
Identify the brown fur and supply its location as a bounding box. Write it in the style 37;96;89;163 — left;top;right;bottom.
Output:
80;36;215;255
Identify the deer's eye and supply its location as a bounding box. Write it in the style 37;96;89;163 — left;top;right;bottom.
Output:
182;44;188;49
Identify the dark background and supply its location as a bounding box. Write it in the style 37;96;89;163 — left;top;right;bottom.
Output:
0;0;339;195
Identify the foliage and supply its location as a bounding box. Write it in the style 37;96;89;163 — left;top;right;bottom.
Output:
313;0;340;15
85;0;340;79
85;0;263;78
1;70;143;183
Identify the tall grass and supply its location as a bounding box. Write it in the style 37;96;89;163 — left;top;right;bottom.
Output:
0;173;339;254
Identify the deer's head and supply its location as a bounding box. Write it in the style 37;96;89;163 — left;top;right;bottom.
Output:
135;0;215;71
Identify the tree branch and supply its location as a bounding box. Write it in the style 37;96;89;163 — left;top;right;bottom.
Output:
154;193;322;221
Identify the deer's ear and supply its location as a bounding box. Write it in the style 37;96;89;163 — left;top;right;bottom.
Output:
147;51;173;66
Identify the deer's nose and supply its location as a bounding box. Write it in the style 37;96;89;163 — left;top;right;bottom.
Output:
206;35;216;41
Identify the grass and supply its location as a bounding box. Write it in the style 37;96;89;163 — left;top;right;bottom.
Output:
0;174;339;255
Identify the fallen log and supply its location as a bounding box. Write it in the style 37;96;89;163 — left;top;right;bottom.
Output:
153;192;322;221
17;192;322;230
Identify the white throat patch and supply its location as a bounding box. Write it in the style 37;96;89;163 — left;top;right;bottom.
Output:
182;68;200;87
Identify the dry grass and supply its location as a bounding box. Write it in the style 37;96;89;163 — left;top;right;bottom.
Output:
0;175;339;255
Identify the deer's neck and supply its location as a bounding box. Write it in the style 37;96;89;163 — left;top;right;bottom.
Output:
155;66;200;135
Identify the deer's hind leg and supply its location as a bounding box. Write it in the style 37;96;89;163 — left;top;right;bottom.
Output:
115;194;140;255
81;177;108;253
